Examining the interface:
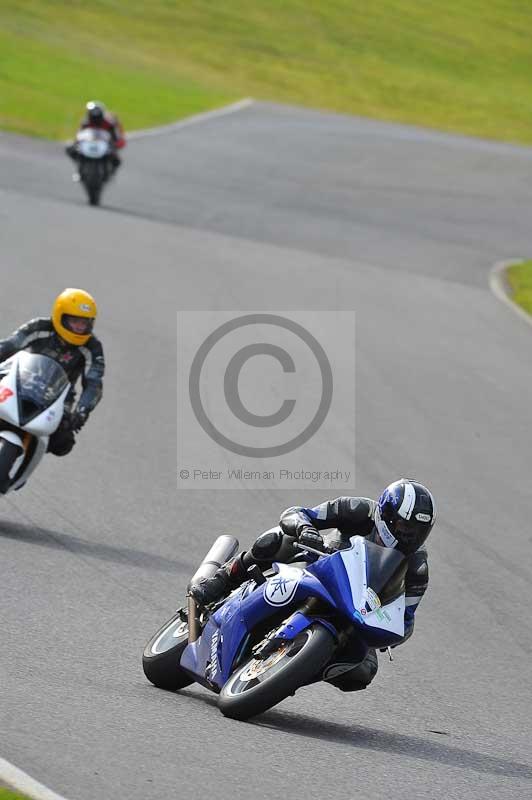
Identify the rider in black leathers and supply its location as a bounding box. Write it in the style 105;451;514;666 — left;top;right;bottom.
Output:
190;480;435;692
0;289;104;456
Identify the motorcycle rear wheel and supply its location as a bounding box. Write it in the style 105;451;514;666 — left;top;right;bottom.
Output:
142;611;194;691
218;622;335;720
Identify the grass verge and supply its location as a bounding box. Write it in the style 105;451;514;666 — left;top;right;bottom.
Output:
0;788;32;800
506;261;532;315
2;1;532;142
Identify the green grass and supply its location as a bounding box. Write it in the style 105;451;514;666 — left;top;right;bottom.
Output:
0;788;31;800
1;1;532;142
507;260;532;315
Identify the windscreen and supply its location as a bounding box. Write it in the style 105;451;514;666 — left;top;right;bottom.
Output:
365;539;407;605
16;352;69;423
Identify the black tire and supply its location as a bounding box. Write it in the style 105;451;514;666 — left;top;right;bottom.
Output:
0;439;22;494
142;612;194;691
88;186;101;206
218;623;335;720
81;162;103;206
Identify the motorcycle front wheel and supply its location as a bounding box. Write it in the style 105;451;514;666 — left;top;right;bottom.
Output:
81;162;103;206
142;611;194;691
88;186;101;206
218;622;335;721
0;438;22;494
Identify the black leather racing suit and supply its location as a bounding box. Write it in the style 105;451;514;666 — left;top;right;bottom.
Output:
278;497;429;690
0;317;105;455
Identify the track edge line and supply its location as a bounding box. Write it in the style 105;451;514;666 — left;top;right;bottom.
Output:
128;97;255;139
489;258;532;329
0;757;71;800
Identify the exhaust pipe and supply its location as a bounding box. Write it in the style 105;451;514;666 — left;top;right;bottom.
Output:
187;535;239;642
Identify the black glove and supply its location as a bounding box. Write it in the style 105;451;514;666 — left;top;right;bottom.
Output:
70;407;89;433
298;527;325;551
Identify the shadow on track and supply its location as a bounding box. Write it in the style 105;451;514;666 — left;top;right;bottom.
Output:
176;687;531;780
0;518;193;574
101;203;184;228
252;709;532;780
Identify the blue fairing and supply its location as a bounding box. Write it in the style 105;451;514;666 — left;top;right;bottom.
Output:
180;537;406;689
305;552;364;623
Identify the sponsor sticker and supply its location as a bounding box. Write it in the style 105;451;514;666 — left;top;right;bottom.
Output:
415;512;432;523
366;587;381;611
207;629;220;679
264;572;302;606
0;387;14;403
79;304;92;312
375;607;392;623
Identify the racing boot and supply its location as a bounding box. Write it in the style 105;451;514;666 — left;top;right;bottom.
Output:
188;553;249;608
322;648;378;692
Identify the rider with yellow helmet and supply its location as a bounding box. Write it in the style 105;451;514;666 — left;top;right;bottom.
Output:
0;289;105;455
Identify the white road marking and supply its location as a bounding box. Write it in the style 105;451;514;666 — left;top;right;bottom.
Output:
0;757;71;800
489;259;532;330
128;98;255;140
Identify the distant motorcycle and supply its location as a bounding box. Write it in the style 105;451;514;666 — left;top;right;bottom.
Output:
142;531;407;720
72;129;115;206
0;352;70;494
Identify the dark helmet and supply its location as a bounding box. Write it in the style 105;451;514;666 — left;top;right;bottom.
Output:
375;479;435;555
86;100;106;123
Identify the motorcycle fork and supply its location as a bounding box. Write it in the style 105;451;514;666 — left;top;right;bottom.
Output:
252;596;323;659
21;432;32;453
187;595;201;643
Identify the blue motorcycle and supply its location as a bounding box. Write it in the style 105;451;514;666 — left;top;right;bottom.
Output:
142;532;407;720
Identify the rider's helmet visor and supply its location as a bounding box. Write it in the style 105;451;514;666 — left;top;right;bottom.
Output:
61;314;94;335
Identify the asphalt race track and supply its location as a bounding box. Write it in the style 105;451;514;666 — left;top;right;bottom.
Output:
1;102;532;800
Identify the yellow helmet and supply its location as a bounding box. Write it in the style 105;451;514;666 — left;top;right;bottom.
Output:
51;288;97;346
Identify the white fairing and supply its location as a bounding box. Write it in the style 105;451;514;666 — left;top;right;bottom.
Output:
23;388;69;436
0;364;19;426
340;536;405;637
76;130;111;159
0;353;70;494
339;536;368;609
11;438;47;491
0;355;68;436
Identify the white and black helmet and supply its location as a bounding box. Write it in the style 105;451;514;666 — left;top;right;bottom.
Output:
375;479;435;555
86;100;106;122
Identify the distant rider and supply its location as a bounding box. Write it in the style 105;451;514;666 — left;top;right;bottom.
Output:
190;479;435;693
66;100;126;175
0;289;105;456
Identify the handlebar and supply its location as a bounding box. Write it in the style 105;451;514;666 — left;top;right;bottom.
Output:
292;541;333;559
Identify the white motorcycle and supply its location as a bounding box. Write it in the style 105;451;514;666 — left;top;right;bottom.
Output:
74;128;115;206
0;352;70;494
